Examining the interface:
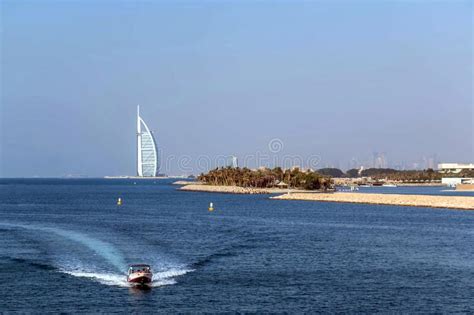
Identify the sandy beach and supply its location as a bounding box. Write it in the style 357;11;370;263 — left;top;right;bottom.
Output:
178;183;474;210
271;192;474;210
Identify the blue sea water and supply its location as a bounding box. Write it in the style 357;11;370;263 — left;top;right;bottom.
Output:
0;179;473;313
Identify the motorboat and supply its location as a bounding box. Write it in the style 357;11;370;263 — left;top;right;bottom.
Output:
382;184;397;187
127;264;153;287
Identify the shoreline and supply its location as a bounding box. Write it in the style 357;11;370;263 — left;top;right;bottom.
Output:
271;192;474;210
104;176;170;179
179;184;313;194
172;180;199;185
333;180;445;187
177;183;474;210
377;183;445;187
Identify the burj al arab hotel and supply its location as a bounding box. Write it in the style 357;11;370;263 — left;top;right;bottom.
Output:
136;106;159;177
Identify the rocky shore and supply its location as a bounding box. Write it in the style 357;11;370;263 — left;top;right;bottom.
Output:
271;192;474;210
172;180;200;185
179;184;308;194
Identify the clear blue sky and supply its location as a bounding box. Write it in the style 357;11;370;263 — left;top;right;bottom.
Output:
1;0;472;176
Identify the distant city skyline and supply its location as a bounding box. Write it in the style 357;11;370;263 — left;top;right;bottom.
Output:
338;152;440;171
1;1;472;177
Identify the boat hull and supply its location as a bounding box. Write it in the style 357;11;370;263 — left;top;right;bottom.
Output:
127;273;153;286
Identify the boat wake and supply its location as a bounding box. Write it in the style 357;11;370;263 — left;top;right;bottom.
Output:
0;222;194;288
64;267;193;287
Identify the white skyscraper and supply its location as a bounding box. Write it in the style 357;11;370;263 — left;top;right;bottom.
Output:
136;105;158;177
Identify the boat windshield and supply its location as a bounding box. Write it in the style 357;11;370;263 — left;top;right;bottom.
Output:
128;265;151;273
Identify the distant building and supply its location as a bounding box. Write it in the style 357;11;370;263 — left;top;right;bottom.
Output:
420;155;438;170
276;181;288;188
441;177;473;186
372;152;387;168
427;157;436;169
348;157;359;170
136;106;159;177
438;163;474;174
230;156;238;168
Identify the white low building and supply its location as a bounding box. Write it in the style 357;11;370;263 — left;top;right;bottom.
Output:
438;163;474;174
442;177;474;186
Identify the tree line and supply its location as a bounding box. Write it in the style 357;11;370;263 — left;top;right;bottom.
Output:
198;167;333;191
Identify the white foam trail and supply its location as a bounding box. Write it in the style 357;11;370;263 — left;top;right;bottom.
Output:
43;228;126;272
65;271;129;287
0;223;126;272
154;268;194;280
1;222;194;288
64;267;194;287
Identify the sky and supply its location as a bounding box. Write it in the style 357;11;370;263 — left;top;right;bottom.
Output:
1;0;472;177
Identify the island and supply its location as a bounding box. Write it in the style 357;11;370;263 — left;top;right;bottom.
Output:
179;167;333;194
176;167;474;210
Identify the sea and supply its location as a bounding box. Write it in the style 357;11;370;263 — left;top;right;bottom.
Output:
0;179;473;313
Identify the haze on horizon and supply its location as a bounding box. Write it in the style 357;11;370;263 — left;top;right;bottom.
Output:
1;0;472;177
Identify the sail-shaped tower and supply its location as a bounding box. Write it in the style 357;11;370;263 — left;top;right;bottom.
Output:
136;106;158;177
